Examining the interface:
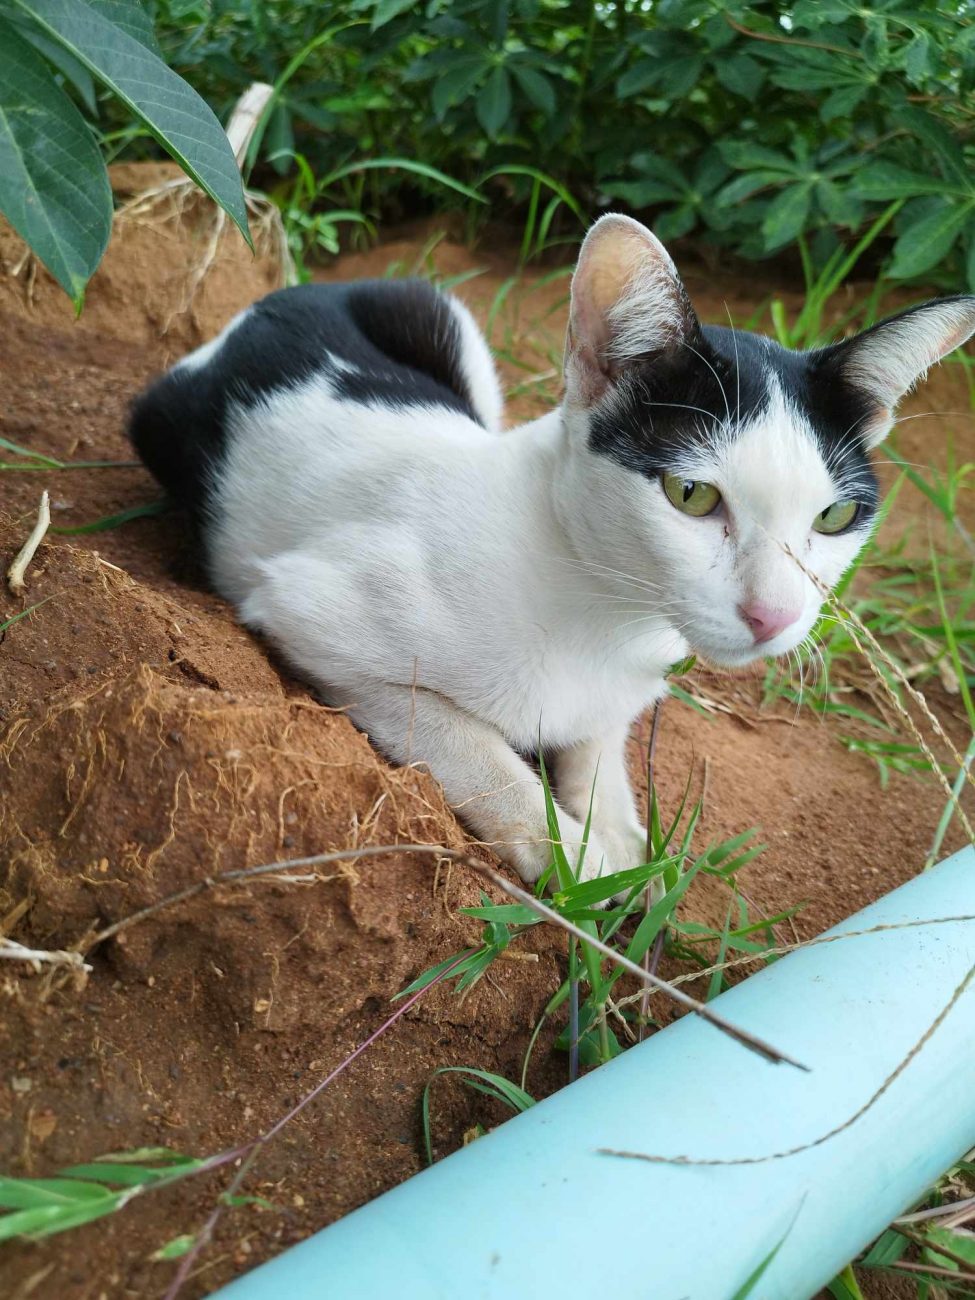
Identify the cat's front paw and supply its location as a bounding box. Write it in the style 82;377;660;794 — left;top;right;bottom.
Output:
586;821;664;906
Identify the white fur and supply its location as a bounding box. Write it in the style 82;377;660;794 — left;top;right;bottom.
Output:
175;306;252;373
207;341;862;890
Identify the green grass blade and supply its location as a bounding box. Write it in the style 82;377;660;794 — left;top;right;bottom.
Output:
51;498;169;533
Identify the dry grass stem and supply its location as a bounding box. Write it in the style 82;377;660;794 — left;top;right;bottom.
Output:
7;490;50;595
85;841;804;1069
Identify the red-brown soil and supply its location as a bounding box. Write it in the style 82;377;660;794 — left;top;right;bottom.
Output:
1;175;971;1299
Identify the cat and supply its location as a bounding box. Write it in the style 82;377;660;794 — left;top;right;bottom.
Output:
130;214;975;892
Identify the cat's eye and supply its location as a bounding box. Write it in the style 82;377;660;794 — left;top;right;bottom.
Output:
662;473;722;518
812;500;860;535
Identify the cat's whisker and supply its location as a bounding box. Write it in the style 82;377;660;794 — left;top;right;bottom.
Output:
682;340;732;428
724;303;742;426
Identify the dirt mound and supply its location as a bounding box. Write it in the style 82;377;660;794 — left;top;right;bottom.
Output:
0;194;969;1298
0;163;282;359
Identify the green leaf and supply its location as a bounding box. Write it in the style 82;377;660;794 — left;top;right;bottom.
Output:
51;498;169;533
321;157;486;205
370;0;416;29
926;1226;975;1269
85;0;160;53
820;84;866;121
622;855;707;967
394;948;478;999
461;903;539;924
59;1162;174;1187
617;57;659;98
431;55;485;119
0;22;111;306
762;183;812;251
888;201;974;280
0;1176;111;1210
509;62;555;115
152;1233;196;1261
655;203;696;241
422;1067;534;1164
12;19;97;113
476;64;511;137
719;141;794;173
857;162;968;201
904;32;931;84
714;51;764;98
716;170;789;207
0;596;55;635
14;0;250;247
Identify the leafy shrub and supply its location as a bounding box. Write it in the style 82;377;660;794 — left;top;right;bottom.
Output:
0;0;248;307
141;0;975;288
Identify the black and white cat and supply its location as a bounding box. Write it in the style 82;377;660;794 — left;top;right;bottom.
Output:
131;215;975;888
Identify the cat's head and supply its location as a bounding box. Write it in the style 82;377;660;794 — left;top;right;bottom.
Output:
557;213;975;668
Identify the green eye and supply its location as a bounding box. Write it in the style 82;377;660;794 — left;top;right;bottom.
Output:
812;500;860;535
662;474;722;518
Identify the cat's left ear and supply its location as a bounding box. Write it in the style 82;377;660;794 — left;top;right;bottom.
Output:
565;213;699;407
825;296;975;448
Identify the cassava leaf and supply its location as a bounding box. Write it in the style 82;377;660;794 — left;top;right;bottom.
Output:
13;0;250;246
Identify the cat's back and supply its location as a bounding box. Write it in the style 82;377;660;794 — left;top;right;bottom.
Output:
128;277;502;521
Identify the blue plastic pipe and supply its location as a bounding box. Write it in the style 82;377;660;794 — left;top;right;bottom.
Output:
218;847;975;1300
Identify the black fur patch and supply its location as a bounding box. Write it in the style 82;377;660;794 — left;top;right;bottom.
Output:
129;279;479;520
589;323;880;511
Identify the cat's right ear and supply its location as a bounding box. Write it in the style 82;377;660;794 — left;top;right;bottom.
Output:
564;214;699;408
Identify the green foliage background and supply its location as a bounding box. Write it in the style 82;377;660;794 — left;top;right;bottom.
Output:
141;0;975;288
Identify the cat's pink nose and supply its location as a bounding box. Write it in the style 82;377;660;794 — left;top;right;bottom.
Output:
738;601;802;644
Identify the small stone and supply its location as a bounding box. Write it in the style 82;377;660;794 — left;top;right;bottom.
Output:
11;1077;32;1094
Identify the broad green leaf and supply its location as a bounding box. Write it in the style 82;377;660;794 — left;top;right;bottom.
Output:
857;162;969;201
602;178;681;207
762;183;812;251
617;57;659;98
655;203;696;241
719;141;795;172
509;61;556;115
476;64;511;137
714;50;764;98
0;23;111;305
12;19;97;113
431;54;485;119
888;201;974;280
716;170;790;208
14;0;250;246
85;0;160;53
904;32;932;84
821;84;866;121
371;0;416;29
